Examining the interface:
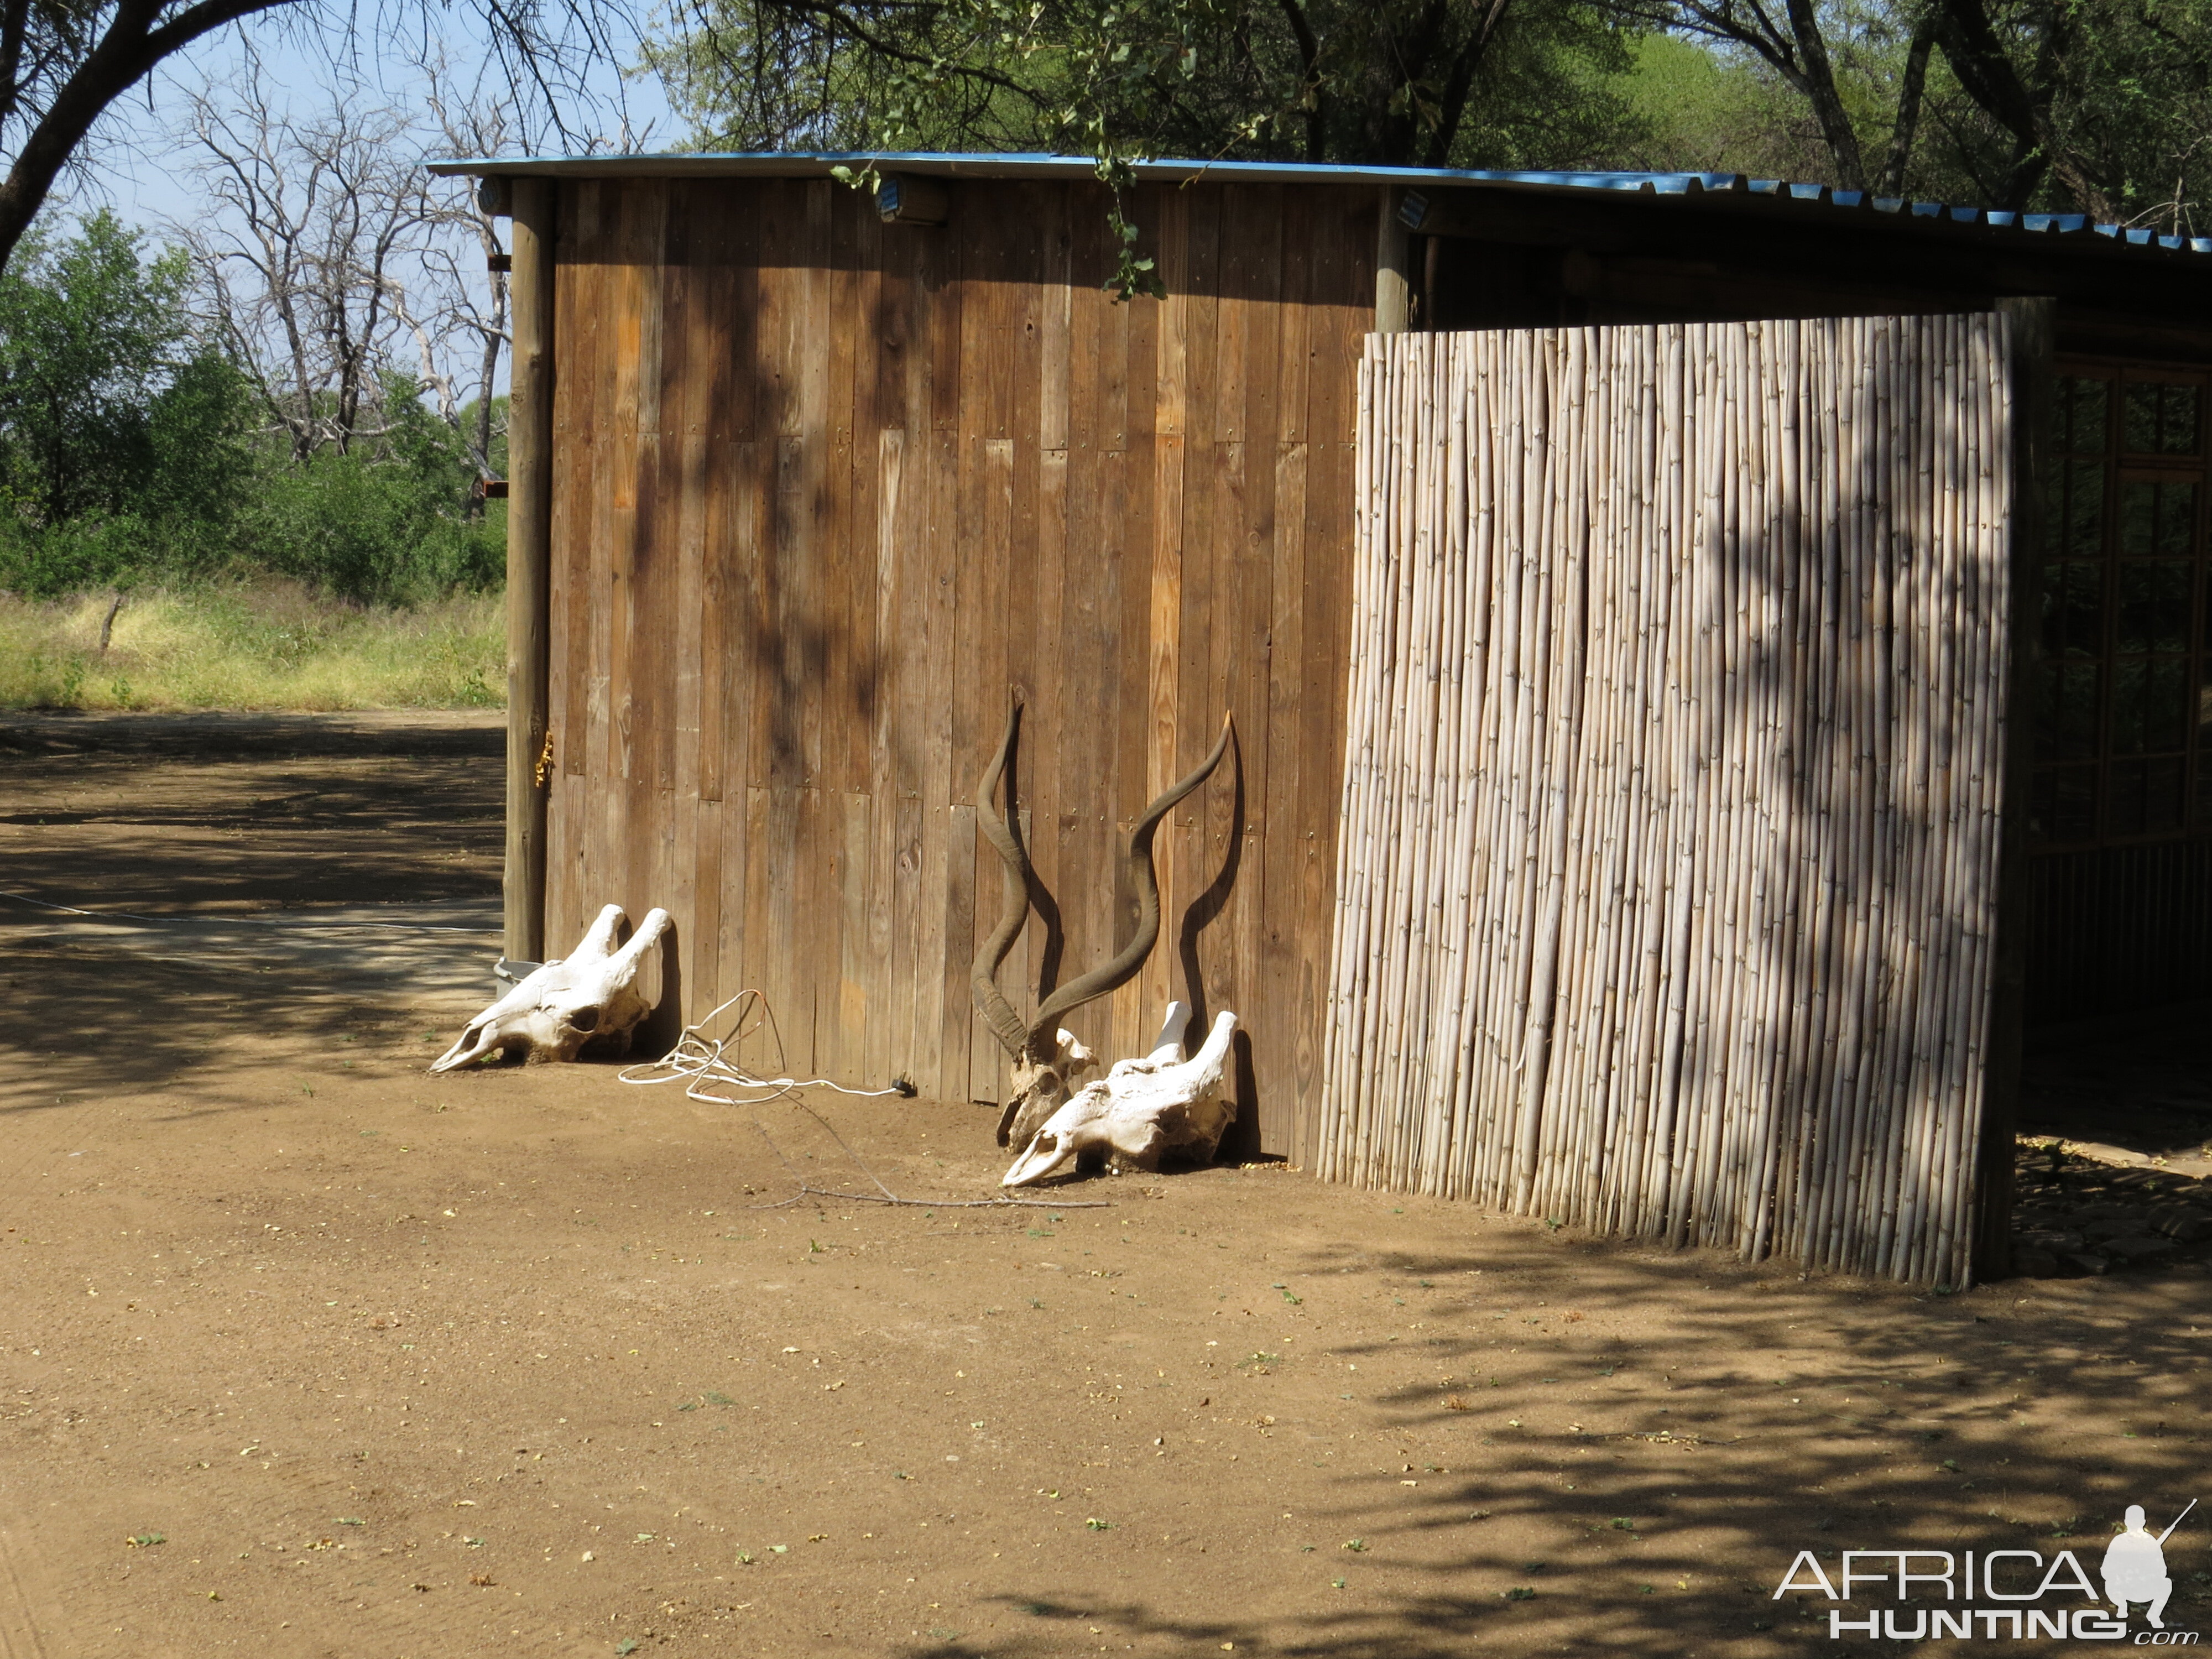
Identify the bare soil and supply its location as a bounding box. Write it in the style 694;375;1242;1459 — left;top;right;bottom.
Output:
4;714;2212;1659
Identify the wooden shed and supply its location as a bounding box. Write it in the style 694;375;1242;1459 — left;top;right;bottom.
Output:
435;152;2212;1281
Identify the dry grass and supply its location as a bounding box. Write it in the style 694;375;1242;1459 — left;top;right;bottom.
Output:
0;582;504;711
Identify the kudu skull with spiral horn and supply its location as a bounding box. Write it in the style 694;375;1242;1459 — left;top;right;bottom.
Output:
971;692;1235;1161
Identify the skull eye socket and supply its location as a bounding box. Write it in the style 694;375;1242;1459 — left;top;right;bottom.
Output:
566;1005;601;1033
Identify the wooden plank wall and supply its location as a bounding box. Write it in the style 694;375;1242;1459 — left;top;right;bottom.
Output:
1322;320;2015;1286
541;175;1376;1157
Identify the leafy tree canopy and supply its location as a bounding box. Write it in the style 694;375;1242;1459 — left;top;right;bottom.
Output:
643;0;2212;271
1613;0;2212;226
0;209;247;528
641;0;1647;289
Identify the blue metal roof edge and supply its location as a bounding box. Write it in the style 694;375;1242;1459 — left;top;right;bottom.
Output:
431;149;2212;259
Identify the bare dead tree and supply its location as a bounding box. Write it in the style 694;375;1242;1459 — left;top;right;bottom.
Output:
971;693;1234;1152
0;0;631;280
179;61;437;455
418;61;516;486
176;57;514;468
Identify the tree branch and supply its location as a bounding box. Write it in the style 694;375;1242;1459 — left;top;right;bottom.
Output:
0;0;296;270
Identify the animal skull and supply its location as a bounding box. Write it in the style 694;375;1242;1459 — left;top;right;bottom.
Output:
995;1027;1102;1147
431;904;671;1072
969;694;1235;1152
1002;1002;1239;1187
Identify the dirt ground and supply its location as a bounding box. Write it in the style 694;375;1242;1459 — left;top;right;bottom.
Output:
4;712;2212;1659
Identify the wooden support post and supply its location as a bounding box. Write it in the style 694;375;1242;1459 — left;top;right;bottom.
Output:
505;176;555;964
1375;190;1413;335
1976;295;2054;1284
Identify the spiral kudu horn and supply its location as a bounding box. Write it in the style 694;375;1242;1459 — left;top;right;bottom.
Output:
970;693;1235;1147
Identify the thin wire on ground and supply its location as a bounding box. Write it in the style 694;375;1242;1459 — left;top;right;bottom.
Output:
620;988;1105;1213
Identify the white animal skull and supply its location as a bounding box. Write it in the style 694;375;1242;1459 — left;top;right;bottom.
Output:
431;904;671;1072
1001;1002;1239;1187
995;1026;1101;1147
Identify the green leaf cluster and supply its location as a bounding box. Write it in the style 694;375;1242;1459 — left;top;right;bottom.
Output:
650;0;1639;166
643;0;1644;294
645;0;2212;262
0;210;248;581
1614;0;2212;228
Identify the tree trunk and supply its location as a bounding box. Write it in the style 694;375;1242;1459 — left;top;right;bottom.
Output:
1783;0;1869;190
1877;11;1938;195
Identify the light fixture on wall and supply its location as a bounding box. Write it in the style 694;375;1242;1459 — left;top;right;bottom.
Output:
875;174;950;226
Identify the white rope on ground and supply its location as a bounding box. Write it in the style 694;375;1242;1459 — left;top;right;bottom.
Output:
617;987;913;1108
0;887;500;935
619;988;1105;1212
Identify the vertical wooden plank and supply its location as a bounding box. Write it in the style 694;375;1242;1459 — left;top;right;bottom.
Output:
582;186;625;930
795;180;833;791
1293;189;1371;1157
745;192;789;797
1056;194;1119;1061
1032;445;1072;1016
969;434;1019;1103
739;785;775;1066
1219;184;1283;1147
662;187;708;1026
701;181;760;1015
556;185;609;949
883;215;936;1082
1009;187;1061;1030
1276;186;1314;450
1266;436;1312;1157
1028;191;1073;1024
695;181;755;1016
1173;186;1225;1027
951;187;1022;1100
842;204;897;1082
828;189;872;794
1111;206;1164;1061
915;195;966;1094
811;185;865;1076
941;797;979;1102
867;422;911;1086
600;184;660;939
695;188;737;810
1137;185;1192;1045
643;194;681;1025
1265;184;1314;1157
793;180;838;1074
1040;185;1073;457
611;180;666;797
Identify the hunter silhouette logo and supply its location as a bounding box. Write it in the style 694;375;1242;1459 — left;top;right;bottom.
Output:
2106;1501;2193;1629
1771;1498;2202;1641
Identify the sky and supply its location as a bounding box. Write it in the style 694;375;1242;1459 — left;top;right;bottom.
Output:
72;6;680;236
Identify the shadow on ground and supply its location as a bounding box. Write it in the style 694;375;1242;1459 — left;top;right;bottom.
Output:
0;711;503;1107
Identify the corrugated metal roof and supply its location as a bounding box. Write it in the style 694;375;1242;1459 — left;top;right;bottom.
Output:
427;149;2212;259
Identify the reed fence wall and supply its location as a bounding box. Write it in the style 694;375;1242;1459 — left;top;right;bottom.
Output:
1320;316;2015;1285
